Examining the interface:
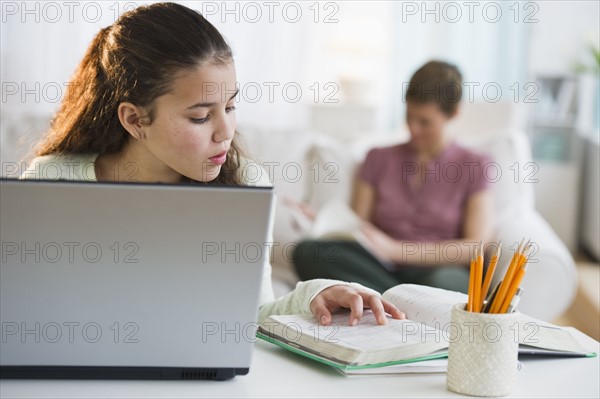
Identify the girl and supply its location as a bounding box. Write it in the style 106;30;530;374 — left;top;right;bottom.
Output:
21;2;404;326
293;61;495;294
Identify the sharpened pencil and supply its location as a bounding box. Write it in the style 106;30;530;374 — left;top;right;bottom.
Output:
480;241;501;312
490;239;524;313
473;242;484;312
467;246;475;312
499;244;531;313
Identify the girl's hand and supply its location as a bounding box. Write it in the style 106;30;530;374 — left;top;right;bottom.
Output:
360;222;399;262
310;284;406;326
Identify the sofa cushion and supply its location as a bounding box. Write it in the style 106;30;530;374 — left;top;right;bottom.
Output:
306;132;407;211
454;129;536;218
238;126;317;203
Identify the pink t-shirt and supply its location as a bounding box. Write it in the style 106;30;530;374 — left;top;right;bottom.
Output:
358;142;492;242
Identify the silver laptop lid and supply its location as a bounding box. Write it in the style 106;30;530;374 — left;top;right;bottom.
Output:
0;179;274;379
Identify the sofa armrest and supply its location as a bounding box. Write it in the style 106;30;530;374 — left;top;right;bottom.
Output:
493;209;577;321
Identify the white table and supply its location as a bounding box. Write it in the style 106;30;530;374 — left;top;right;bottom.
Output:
1;327;598;398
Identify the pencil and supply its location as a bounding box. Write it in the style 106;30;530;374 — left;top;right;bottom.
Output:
499;245;531;313
516;243;530;269
479;241;501;312
473;242;484;312
507;288;524;313
482;280;502;313
499;263;528;313
490;239;525;313
467;246;475;312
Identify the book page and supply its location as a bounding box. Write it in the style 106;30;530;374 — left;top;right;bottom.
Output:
308;199;396;271
382;284;467;328
382;284;592;355
265;310;444;352
516;315;588;354
309;199;363;238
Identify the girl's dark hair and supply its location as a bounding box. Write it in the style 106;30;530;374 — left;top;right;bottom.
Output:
34;2;245;185
405;60;463;117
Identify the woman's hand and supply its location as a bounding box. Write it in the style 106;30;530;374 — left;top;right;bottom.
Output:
282;196;316;234
310;284;406;326
360;222;400;263
283;197;316;220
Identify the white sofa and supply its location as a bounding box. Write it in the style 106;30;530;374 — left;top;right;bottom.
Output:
241;126;577;322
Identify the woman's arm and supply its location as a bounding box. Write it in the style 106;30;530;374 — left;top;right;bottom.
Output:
361;189;495;266
461;189;495;245
351;177;376;222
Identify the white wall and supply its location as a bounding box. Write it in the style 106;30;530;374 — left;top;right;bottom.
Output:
525;1;600;255
528;1;600;76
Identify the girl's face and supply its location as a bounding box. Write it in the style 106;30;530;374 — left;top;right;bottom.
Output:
140;61;238;182
405;102;452;152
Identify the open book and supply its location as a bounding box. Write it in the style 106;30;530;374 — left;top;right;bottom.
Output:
257;284;596;373
297;199;395;271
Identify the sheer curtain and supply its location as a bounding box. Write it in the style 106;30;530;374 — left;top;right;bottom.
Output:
1;1;126;166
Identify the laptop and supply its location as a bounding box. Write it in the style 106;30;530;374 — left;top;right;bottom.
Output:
0;179;275;380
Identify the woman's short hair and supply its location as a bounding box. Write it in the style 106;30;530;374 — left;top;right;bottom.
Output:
405;60;463;117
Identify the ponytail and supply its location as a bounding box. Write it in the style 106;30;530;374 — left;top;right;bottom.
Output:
34;25;126;157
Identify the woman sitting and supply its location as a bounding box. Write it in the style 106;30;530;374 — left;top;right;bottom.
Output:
293;61;495;294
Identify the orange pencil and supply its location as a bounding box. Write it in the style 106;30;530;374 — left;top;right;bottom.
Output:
490;241;524;313
499;245;531;313
516;243;529;269
490;239;525;313
473;242;484;312
467;246;475;312
480;241;501;311
500;264;528;313
495;239;530;313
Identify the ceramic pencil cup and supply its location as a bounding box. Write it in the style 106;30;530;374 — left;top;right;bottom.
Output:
446;303;520;397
